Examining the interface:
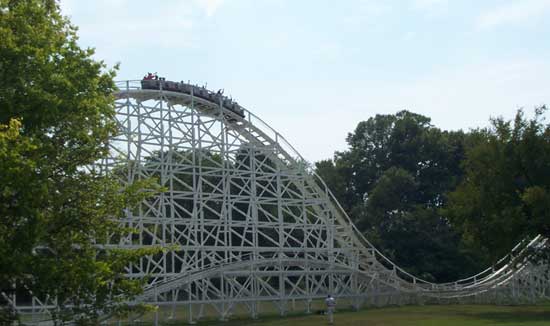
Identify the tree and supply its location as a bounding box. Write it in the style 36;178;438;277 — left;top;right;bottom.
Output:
316;111;478;281
314;159;356;214
0;1;157;324
446;107;550;262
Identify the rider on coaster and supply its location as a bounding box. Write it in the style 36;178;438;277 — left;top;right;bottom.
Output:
143;72;157;80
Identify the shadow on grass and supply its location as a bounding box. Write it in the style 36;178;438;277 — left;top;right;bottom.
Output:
160;311;319;326
463;310;550;324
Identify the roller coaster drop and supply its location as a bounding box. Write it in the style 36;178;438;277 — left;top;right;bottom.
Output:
8;79;550;324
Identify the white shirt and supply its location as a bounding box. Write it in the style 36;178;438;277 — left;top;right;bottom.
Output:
325;296;336;307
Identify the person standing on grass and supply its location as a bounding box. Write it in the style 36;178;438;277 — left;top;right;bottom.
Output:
325;294;336;324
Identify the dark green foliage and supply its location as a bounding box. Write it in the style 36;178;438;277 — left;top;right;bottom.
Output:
446;107;550;262
317;107;550;279
316;111;478;281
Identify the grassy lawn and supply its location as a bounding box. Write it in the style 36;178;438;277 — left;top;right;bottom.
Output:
188;304;550;326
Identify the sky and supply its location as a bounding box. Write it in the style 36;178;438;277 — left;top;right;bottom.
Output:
60;0;550;162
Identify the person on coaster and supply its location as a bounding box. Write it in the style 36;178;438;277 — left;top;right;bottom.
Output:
143;72;155;80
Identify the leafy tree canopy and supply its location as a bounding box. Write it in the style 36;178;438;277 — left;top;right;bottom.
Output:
446;107;550;262
0;0;157;324
316;110;478;281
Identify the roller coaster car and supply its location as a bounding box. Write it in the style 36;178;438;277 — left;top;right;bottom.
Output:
197;88;207;98
141;79;159;90
163;81;177;92
231;102;245;118
139;78;246;119
180;83;192;93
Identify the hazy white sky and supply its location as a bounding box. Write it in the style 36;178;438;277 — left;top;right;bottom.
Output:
60;0;550;162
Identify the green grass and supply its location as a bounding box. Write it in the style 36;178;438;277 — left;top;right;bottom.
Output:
165;304;550;326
